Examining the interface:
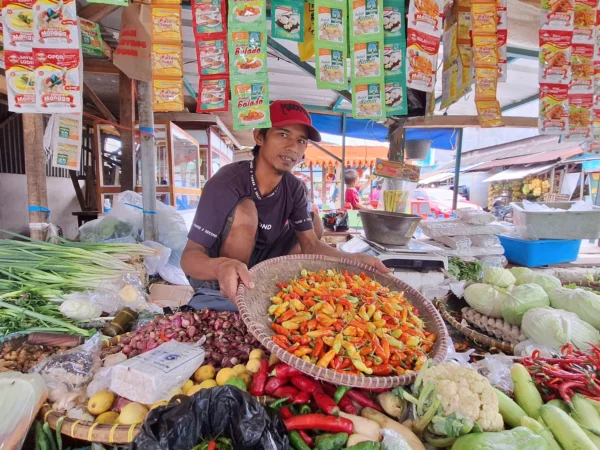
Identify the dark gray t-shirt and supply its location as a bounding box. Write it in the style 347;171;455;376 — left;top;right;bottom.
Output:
188;159;313;251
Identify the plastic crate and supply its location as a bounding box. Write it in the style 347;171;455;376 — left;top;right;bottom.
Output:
497;234;582;268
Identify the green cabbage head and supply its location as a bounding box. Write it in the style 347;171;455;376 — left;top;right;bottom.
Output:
482;267;516;288
549;287;600;330
515;273;561;294
509;267;533;284
501;284;549;325
464;283;509;318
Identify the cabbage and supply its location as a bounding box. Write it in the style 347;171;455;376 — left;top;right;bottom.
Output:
509;267;533;284
515;273;561;294
549;287;600;330
464;283;509;318
501;284;549;325
482;267;516;288
521;307;600;350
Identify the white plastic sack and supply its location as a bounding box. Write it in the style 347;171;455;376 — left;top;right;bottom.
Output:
454;208;496;225
142;241;171;276
159;263;190;286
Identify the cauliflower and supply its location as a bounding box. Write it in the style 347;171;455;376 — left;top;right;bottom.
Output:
394;362;503;448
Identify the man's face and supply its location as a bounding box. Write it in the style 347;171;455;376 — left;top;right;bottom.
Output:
254;124;309;174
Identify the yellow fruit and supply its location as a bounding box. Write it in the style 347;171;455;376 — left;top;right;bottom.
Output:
246;359;261;374
181;379;194;394
232;364;248;376
199;379;218;389
149;401;168;410
238;371;253;387
194;365;216;383
216;368;235;385
249;349;265;360
88;391;115;415
186;384;203;396
169;388;184;400
95;411;119;424
268;354;279;367
119;402;148;425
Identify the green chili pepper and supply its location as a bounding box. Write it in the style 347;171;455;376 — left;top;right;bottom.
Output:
55;416;64;450
298;404;312;415
314;432;349;450
269;397;289;410
334;386;351;404
35;421;49;450
289;431;311;450
43;422;57;450
345;442;380;450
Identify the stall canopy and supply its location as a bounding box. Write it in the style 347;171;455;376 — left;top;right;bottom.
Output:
482;163;556;183
304;144;389;166
419;172;455;184
310;114;458;150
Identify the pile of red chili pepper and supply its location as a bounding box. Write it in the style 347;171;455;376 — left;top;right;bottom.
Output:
521;343;600;403
268;269;435;376
251;362;385;448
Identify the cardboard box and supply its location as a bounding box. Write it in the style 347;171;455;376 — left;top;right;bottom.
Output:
149;284;194;309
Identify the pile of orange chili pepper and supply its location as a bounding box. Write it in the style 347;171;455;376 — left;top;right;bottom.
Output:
268;269;436;376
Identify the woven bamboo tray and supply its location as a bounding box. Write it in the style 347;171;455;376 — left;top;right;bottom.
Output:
436;295;515;354
236;255;449;388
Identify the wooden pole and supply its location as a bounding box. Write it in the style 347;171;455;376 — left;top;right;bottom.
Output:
22;114;48;240
119;71;135;191
321;166;327;207
309;163;314;202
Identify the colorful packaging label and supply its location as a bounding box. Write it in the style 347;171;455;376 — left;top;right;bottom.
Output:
350;0;383;40
497;29;508;81
152;78;184;112
564;92;593;140
539;83;569;134
407;0;442;36
196;36;228;75
539;30;572;84
406;29;438;91
315;45;346;89
573;0;595;44
272;0;303;42
384;40;404;76
33;47;81;112
191;0;225;34
33;0;78;48
476;99;503;127
471;1;496;32
540;0;574;31
80;18;103;57
384;75;407;116
228;30;267;77
298;2;315;60
5;49;35;111
3;0;34;51
316;3;346;45
228;0;266;31
474;66;498;99
51;114;82;170
151;43;183;78
352;40;382;80
197;76;228;111
352;81;384;119
472;34;498;66
373;158;421;181
231;75;271;130
383;2;404;38
570;42;594;93
151;6;182;42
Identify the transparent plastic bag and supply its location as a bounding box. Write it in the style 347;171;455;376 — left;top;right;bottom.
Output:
454;209;496;225
92;273;150;313
142;241;171;276
469;235;501;247
0;372;47;450
98;339;205;404
159;263;190;286
377;179;417;213
444;339;475;367
473;354;514;393
514;339;559;358
381;429;412;450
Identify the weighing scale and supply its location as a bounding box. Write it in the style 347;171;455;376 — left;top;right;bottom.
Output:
341;235;448;272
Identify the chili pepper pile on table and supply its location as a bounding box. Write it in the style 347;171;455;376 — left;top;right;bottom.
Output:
521;343;600;403
268;269;436;376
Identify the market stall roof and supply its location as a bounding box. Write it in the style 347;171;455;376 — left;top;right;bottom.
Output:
419;172;455;184
482;163;557;182
303;144;389;166
467;146;584;171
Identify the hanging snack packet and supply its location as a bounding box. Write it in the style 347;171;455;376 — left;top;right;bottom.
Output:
471;0;496;32
352;80;385;119
196;34;228;76
33;0;78;48
351;39;382;80
406;29;438;91
383;1;404;39
3;0;34;51
350;0;383;41
231;75;271;130
539;83;569;134
574;0;595;43
407;0;443;36
197;76;228;112
384;75;407;116
152;78;184;112
384;39;404;76
151;43;183;78
34;47;81;113
497;29;508;81
151;6;182;43
5;50;35;111
564;92;592;140
570;42;594;92
539;30;572;83
298;2;315;61
440;60;461;108
191;0;225;35
474;66;498;98
80;18;103;57
228;30;267;77
540;0;574;31
315;45;347;89
0;17;5;69
472;34;498;66
228;0;266;31
476;99;503;127
315;0;346;46
272;0;303;42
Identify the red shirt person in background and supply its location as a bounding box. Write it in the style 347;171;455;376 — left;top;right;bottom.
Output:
344;169;373;210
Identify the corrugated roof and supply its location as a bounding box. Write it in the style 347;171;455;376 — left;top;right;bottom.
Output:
470;146;583;171
482;163;556;182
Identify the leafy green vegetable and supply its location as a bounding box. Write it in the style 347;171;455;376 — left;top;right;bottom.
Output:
448;258;483;282
501;284;550;325
482;267;516;288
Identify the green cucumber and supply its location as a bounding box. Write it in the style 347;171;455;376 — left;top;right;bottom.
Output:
494;388;528;428
511;363;544;420
540;404;596;450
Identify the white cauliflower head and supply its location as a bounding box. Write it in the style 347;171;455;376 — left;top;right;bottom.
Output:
421;363;504;432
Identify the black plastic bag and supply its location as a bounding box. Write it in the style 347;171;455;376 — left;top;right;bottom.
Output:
130;386;289;450
322;210;349;232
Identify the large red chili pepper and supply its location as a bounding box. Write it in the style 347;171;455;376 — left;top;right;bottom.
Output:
370;364;393;376
284;414;353;434
265;377;290;396
558;380;586;404
293;391;312;404
281;407;314;446
249;359;269;396
207;441;216;450
273;386;299;399
322;384;357;415
345;389;382;412
272;364;303;378
291;375;319;393
313;391;340;416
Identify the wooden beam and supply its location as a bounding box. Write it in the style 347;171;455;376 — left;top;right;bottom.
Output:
78;3;120;22
69;170;87;210
83;59;120;75
83;82;117;123
22;114;48;240
404;115;538;128
119;71;135;191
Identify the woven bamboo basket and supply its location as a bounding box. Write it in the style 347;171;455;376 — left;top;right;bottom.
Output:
436;295;515;354
236;255;449;388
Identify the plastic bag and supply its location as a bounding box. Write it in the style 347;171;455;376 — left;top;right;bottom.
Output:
131;386;289;450
91;272;153;314
142;241;172;276
444;339;475;367
377;178;417;213
0;372;47;450
99;339;205;404
381;429;412;450
32;332;104;389
473;354;514;393
454;209;495;225
322;210;349;232
159;263;190;286
513;339;558;358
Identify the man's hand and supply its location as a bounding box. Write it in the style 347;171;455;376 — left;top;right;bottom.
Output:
215;258;255;302
351;253;390;273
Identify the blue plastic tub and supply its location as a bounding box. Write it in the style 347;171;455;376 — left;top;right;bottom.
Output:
497;235;582;268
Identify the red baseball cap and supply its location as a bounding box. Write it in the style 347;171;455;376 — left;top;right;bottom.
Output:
269;100;322;142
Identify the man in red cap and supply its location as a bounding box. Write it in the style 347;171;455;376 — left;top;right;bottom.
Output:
181;100;387;308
